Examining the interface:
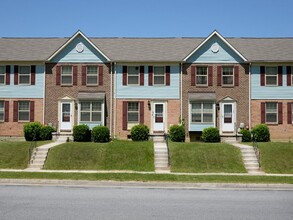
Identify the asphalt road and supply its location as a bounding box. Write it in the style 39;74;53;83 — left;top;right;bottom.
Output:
0;185;292;220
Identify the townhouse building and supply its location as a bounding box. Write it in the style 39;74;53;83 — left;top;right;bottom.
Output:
0;30;292;140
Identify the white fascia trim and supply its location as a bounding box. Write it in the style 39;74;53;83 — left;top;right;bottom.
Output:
183;30;247;62
47;30;111;62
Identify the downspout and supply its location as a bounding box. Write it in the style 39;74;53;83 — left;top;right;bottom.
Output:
249;62;251;130
109;62;113;137
180;62;183;124
43;62;46;124
113;62;117;138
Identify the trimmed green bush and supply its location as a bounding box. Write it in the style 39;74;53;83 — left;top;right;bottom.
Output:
240;129;251;142
169;124;185;142
201;127;220;142
23;122;42;141
40;125;55;141
92;126;110;143
252;124;270;142
73;124;91;142
131;124;149;141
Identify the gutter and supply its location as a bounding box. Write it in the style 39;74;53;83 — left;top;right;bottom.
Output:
113;62;117;138
109;62;113;137
180;63;183;124
249;63;251;130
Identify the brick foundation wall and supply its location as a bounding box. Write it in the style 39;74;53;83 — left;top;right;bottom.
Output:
251;100;293;140
0;98;43;136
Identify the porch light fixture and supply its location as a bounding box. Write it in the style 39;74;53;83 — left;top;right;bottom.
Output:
148;100;151;110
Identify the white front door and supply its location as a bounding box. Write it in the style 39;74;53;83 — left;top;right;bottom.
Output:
60;102;73;131
153;103;165;132
221;102;235;133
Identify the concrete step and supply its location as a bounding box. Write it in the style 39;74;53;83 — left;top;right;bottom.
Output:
28;164;43;169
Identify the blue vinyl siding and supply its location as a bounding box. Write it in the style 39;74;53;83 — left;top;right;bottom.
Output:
186;35;244;64
0;65;44;98
51;36;107;63
189;123;214;131
251;65;293;99
115;65;180;99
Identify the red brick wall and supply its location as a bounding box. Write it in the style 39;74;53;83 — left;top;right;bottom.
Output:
0;98;43;136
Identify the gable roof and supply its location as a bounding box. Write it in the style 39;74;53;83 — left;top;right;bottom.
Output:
0;31;292;62
183;30;247;62
47;30;110;61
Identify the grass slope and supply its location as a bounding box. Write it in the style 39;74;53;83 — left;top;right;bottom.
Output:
0;141;51;169
44;140;154;171
258;142;293;174
169;142;246;173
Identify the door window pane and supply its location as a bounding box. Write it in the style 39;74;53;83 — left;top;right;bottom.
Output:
224;104;232;123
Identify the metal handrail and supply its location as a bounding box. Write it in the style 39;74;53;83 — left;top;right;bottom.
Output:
28;137;37;165
252;134;261;168
164;133;171;166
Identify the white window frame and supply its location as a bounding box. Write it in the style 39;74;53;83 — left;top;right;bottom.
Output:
80;101;103;123
190;102;214;124
127;66;139;85
127;102;139;130
19;66;31;85
0;100;4;121
153;66;165;85
196;66;208;86
18;101;30;122
0;66;5;85
265;66;278;86
86;66;98;85
265;102;278;124
222;66;234;86
61;66;73;85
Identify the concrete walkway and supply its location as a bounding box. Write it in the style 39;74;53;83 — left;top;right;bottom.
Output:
153;136;170;173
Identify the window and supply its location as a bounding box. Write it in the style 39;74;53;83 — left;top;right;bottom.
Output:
80;101;102;122
191;102;213;123
266;102;277;123
0;101;4;121
222;66;234;85
19;66;30;84
128;66;139;85
154;66;165;85
87;66;98;85
0;66;5;84
61;66;72;85
18;101;30;121
266;66;278;86
196;66;207;85
127;102;139;129
291;103;293;124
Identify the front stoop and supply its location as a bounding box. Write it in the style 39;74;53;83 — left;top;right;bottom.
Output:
221;134;242;143
27;141;66;170
232;143;264;174
52;132;73;142
153;135;170;173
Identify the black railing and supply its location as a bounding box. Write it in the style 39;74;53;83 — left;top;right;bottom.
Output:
28;137;37;165
164;133;171;166
252;134;261;168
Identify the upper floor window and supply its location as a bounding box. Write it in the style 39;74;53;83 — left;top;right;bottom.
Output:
87;66;98;85
191;102;213;123
61;66;72;85
265;102;277;123
0;101;4;121
154;66;165;85
222;66;234;86
0;66;5;85
18;101;30;121
127;102;139;129
266;66;278;86
128;66;139;85
80;101;102;122
196;66;208;85
19;66;31;85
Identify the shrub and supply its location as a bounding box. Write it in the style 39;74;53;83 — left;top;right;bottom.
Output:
169;124;185;142
23;122;42;141
131;124;149;141
252;124;270;142
40;125;55;140
240;129;251;142
73;124;91;142
201;127;220;142
92;126;110;143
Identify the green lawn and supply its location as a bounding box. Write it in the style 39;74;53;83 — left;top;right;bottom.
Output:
0;141;51;169
258;142;293;174
169;142;246;173
44;140;154;171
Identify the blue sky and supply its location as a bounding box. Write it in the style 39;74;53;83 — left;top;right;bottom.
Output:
0;0;292;38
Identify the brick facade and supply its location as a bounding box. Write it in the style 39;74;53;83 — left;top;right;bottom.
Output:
182;63;250;141
45;63;112;132
251;100;293;140
0;98;43;136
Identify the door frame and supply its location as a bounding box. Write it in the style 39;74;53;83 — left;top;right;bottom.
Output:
219;98;237;134
58;97;74;132
152;101;167;133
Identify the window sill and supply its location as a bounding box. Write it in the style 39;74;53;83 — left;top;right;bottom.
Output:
265;123;279;126
196;85;208;88
221;85;235;88
86;84;99;87
61;85;73;87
